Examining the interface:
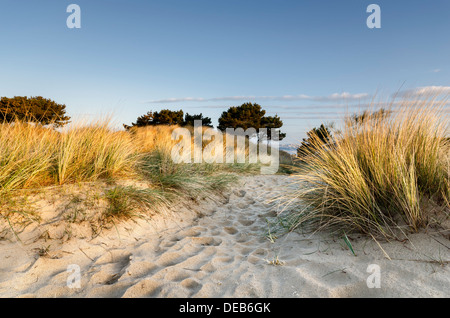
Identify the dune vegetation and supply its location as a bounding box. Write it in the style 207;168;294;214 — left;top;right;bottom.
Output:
0;119;265;239
283;95;449;240
2;95;448;243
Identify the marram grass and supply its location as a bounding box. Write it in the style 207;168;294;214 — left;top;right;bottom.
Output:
0;120;140;194
285;96;449;239
0;118;259;236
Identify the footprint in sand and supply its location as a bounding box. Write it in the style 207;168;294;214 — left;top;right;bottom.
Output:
190;236;222;246
233;189;247;197
224;226;238;235
238;217;255;226
122;279;162;297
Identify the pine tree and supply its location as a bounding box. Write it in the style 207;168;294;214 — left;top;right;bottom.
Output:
217;102;285;141
125;109;184;129
260;114;286;141
183;113;213;127
296;124;333;158
0;96;70;127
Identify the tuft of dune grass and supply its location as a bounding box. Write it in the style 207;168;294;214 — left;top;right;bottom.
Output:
0;120;140;195
0;121;58;192
103;185;169;220
284;95;449;240
56;121;139;185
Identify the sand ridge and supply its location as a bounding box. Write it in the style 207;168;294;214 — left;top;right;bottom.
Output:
0;175;449;297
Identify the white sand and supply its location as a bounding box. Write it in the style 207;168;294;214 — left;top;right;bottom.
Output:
0;175;449;298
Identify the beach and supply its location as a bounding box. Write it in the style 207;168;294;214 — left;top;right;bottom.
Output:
0;175;448;298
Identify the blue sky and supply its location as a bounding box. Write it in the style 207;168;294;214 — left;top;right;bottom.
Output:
0;0;449;144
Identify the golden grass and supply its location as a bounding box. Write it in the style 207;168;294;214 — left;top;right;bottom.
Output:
0;119;257;240
0;117;269;198
285;95;449;239
0;120;139;194
0;118;267;235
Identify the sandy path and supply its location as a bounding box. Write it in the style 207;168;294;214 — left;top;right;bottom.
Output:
0;175;449;297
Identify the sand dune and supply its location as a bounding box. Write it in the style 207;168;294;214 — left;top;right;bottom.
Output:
0;175;449;298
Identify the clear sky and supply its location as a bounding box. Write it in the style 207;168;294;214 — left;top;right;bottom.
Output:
0;0;449;144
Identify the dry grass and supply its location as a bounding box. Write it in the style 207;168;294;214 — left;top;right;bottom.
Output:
0;121;259;194
0;118;266;240
0;120;139;194
283;95;449;240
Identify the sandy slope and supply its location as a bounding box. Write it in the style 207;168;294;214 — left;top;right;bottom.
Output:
0;175;449;297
